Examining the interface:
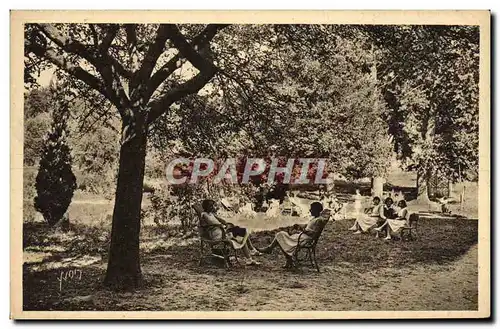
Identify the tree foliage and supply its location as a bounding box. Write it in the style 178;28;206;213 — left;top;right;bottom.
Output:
366;25;479;182
24;88;53;166
150;26;393;181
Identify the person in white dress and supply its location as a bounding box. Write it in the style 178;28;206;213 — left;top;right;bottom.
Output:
349;196;385;234
266;199;281;217
353;189;363;217
257;202;326;268
238;200;257;217
375;200;409;240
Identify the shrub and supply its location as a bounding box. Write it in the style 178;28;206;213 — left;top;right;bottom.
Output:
34;98;77;226
143;183;208;234
143;185;174;227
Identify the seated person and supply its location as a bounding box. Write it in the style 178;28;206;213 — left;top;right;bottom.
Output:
375;200;409;240
258;202;326;268
349;196;384;234
266;199;281;217
238;199;257;217
200;199;261;265
373;197;398;237
383;197;397;217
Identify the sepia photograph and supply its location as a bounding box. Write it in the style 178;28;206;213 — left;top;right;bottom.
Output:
10;10;490;319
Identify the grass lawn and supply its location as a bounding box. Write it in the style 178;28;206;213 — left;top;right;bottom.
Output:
22;214;478;311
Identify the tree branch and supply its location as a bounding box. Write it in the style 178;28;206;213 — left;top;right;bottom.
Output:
147;71;216;125
29;24;134;117
164;24;219;73
146;24;228;100
37;23;132;81
106;54;134;80
89;24;99;46
125;24;141;73
36;24;98;68
125;24;138;47
146;54;182;99
99;24;119;52
27;42;121;109
139;24;171;83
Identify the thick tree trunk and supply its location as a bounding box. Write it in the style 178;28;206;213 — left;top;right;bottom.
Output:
416;170;431;203
371;176;384;198
104;114;148;291
448;180;454;198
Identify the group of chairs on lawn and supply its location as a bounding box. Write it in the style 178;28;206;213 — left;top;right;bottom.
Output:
193;195;419;272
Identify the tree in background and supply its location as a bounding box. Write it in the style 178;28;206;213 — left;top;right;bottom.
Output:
24;88;53;166
266;34;393;186
366;25;479;201
69;121;120;198
34;84;77;226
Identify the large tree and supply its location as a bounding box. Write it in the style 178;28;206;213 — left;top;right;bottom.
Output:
25;23;232;290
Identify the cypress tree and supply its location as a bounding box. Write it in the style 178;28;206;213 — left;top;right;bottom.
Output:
34;85;76;226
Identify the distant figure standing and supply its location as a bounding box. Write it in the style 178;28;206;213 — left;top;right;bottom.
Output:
353;189;363;218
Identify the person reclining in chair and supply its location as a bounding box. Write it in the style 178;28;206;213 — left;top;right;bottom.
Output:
200;199;262;265
257;202;326;268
